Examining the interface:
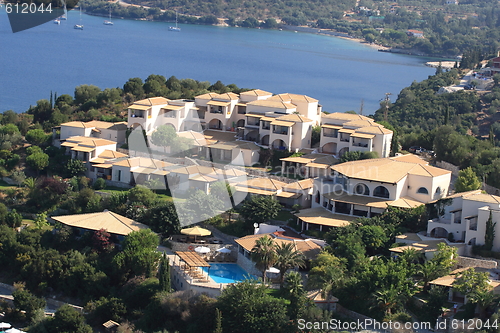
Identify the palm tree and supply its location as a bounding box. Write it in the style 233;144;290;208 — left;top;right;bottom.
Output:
251;236;276;284
417;261;441;292
372;284;402;315
469;289;499;319
398;248;422;266
308;264;344;311
284;271;304;297
274;242;306;288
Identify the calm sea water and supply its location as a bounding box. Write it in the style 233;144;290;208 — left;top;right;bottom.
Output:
0;10;435;114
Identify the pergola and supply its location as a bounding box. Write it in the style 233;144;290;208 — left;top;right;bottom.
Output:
175;251;211;280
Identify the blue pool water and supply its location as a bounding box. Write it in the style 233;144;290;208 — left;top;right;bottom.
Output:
202;263;255;284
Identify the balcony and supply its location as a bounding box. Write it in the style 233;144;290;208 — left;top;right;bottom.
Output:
323;130;338;138
130;112;145;118
340;136;350;142
210;107;223;114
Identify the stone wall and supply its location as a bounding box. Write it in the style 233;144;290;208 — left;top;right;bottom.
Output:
236;252;261;277
170;264;223;298
457;256;497;269
436;161;460;176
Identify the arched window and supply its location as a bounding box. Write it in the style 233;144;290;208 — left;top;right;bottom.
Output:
417;187;429;194
315;191;320;203
373;186;390;199
354;183;370;196
435;187;442;195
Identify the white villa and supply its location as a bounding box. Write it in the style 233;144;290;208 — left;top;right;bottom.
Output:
61;136;119;164
427;190;500;250
127;90;324;154
54;120;128;146
319;112;393;158
295;155;451;232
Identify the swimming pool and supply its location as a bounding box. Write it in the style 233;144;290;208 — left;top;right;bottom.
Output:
202;263;255;284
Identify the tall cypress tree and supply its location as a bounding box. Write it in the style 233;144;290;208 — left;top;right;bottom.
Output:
485;211;496;251
158;253;171;292
213;308;223;333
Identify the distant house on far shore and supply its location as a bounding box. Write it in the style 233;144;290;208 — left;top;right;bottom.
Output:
407;29;424;38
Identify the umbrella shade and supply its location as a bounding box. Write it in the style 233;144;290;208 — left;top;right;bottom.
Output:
194;246;210;254
266;267;280;274
216;247;231;253
0;323;11;329
180;226;211;237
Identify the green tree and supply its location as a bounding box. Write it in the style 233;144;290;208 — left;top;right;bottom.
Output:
251;236;276;283
64;159;87;178
11;169;26;187
50;304;93;333
372;284;402;316
151;125;178;152
239;196;281;225
283;271;307;320
308;252;345;311
128;185;157;207
12;286;46;322
455;167;481;193
25;129;49;146
274;242;305;287
216;280;289;333
213;308;223;333
140;201;180;236
34;211;49;229
113;229;161;279
6;209;22;228
454;268;490;299
74;84;101;105
485;211;496;251
26;152;49;174
468;289;499;319
158;253;171;292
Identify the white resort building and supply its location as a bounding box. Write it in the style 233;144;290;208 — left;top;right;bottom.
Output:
427;190;500;250
319;112;393;158
295;154;452;232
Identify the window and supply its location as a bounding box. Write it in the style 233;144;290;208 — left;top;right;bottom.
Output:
373;186;389;199
417;187;429;194
315;191;320;203
435;187;441;195
354;183;369;196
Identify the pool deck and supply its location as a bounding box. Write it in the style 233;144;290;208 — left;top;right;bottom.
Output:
160;246;236;297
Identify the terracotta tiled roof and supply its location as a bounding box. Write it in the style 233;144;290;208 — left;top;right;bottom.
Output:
133;97;170;106
332;158;450;184
235;233;322;260
240;89;273;97
283;179;314;191
269;93;318;103
246;99;296;109
276;114;313;123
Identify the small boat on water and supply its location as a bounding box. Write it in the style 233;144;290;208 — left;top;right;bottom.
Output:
104;5;113;25
74;5;83;30
54;19;60;25
169;10;181;31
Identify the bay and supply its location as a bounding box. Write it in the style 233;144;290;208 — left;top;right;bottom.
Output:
0;10;435;114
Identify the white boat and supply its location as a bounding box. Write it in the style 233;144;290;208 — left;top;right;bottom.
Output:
74;5;83;30
169;10;181;31
54;19;60;24
104;5;113;25
60;0;67;19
